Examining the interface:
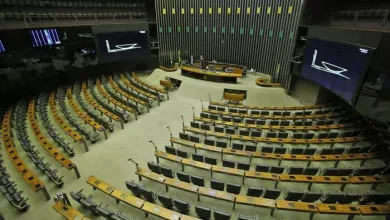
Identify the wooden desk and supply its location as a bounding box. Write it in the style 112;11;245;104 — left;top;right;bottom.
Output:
198;187;235;202
164;178;199;193
142;202;181;220
209;101;330;111
317;204;361;215
235;195;275;208
181;66;242;84
159;66;178;72
276;200;318;213
96;79;136;114
136;168;166;183
132;72;167;94
111;189;145;208
256;78;281;87
223;92;245;102
52;201;90;220
358;205;390;215
87;176;115;195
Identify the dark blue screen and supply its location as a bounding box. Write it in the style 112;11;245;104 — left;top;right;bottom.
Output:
302;39;373;104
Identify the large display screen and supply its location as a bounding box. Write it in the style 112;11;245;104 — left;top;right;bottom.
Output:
0;40;5;52
302;38;374;105
29;28;61;47
95;31;149;63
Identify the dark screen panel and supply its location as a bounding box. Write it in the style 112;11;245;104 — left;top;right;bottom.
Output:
96;31;149;63
29;28;61;47
302;38;374;105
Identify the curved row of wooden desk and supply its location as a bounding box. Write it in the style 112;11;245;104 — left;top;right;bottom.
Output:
256;78;281;88
48;92;87;151
108;76;148;108
155;151;390;191
194;116;356;131
159;66;178;72
203;108;342;120
170;137;381;165
120;73;158;101
1;108;50;200
136;168;390;218
180;66;242;84
87;176;198;220
210;101;331;111
66;87;104;133
28;99;80;179
52;200;90;220
81;82;123;129
131;72;167;95
183;126;364;146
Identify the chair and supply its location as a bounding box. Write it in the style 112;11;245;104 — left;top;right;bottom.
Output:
191;175;205;187
290;148;304;155
237;162;250;170
247;187;263;197
222;159;235;168
189;136;200;143
210;115;219;120
266;132;277;138
261;146;274;153
280;121;290;126
238;109;247;114
246;119;255;124
332;147;346;154
294;121;304;126
96;203;115;218
273;147;286;154
205;156;218;165
214;210;231;220
232;143;244;150
303;121;313;126
215;127;224;133
226;183;241;195
320;148;334;155
173;199;191;214
233;118;242;123
147;162;161;174
165;146;176;155
160;166;175;178
179;133;189;140
317;133;329;139
269;166;284;174
209;105;217;110
158;194;174;208
201;124;211;131
273;111;282;116
337;168;354;176
303;167;320;175
245;144;257;152
251;110;260;115
303;148;317;155
216;141;227;148
322;168;340;176
304;133;315;139
191;122;200;128
239;130;250;136
301;191;322;202
359;192;390;204
342;192;362;204
353;167;371;176
269;121;280;126
176;149;188;158
263;189;281;199
295;111;303;116
284;190;305;201
255;165;270;172
222;116;232;122
293;133;304;139
256;120;266;125
278;132;289;138
316;120;326;126
225;128;236;135
192;153;205;162
210;179;225;191
139;187;157;202
287;166;305;175
204;139;215;146
177;171;191;183
328;132;339;138
345;146;362;154
217;107;225;112
321;192;345;203
237;214;257;220
251;131;262;137
195;204;212;220
282;112;291;116
261;111;269;115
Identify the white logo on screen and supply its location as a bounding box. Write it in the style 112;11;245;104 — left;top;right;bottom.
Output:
311;50;350;80
360;48;368;54
106;40;141;53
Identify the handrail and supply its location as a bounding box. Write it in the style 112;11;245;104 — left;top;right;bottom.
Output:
285;89;316;105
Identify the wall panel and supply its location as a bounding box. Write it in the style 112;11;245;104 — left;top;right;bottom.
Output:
155;0;304;88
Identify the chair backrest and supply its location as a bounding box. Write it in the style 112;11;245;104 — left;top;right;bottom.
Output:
280;121;290;126
255;165;270;172
191;122;200;128
261;111;269;115
246;187;263;197
160;166;175;178
215;127;224;133
147;161;161;174
216;141;227;148
278;132;288;138
225;128;236;135
284;190;305;201
328;132;339;138
342;192;361;204
165;146;176;155
301;191;322;202
322;168;340;176
273;147;286;154
273;111;282;116
205;156;218;165
287;166;304;175
222;159;235;168
294;121;304;126
303;133;315;139
195;204;211;220
222;116;232;122
210;114;219;120
233;118;242;123
303;148;317;155
269;166;284;174
269;121;280;126
238;109;247;114
321;192;345;203
176;149;188;158
282;112;291;116
303;167;319;175
245;144;257;152
226;183;241;194
256;120;266;125
210;179;225;191
237;161;250;170
173;199;191;214
201;124;211;131
360;192;390;204
232;143;244;150
263;189;281;199
177;171;191;183
191;175;205;187
303;121;313;126
237;214;257;220
209;105;217;110
266;132;277;138
332;147;345;154
200;113;209;118
158;194;174;208
261;146;273;153
239;130;250;136
139;187;156;202
204;138;215;146
246;119;255;124
179;132;189;140
229;108;238;113
319;148;334;155
217;107;225;112
251;110;260;115
214;210;231;220
189;135;200;143
192;153;204;162
293;133;304;139
290;148;304;155
251;130;262;137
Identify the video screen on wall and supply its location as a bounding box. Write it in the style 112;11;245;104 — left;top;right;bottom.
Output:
29;28;61;47
0;40;5;52
302;38;374;105
95;31;149;63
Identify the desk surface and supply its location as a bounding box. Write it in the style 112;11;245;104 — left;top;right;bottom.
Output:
52;201;89;220
181;66;243;78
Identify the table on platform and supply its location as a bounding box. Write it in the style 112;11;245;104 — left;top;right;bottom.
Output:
180;66;242;83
